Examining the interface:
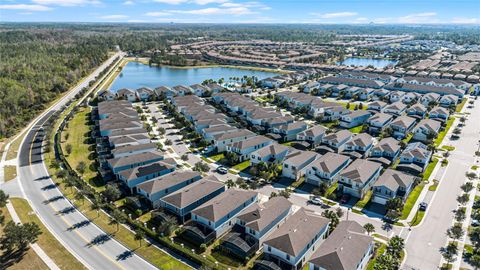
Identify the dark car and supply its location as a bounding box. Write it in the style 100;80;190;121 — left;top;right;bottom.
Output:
419;202;428;211
216;166;228;174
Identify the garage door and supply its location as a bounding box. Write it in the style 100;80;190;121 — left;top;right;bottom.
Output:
372;195;388;205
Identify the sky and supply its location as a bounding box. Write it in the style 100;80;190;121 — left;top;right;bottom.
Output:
1;0;479;24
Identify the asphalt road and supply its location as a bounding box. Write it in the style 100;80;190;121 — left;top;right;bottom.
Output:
16;52;162;270
403;97;480;269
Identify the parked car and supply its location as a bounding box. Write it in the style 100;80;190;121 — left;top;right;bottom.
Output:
308;197;324;206
340;194;351;204
472;219;480;227
419;202;428;211
216;166;228;174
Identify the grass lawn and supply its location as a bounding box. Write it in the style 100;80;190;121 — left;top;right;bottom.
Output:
326;182;338;197
456;98;467;113
321;121;339;128
4;165;17;182
409;210;426;226
472;165;478;171
423;158;439;181
366;242;387;270
0;204;49;270
200;156;213;163
281;141;295;147
402;133;413;144
210;249;243;268
354;190;373;209
62;107;105;192
442;145;456;151
6;132;27;160
290;176;305;189
349;125;363;133
232;160;251;172
208;153;225;162
10;198;86;270
434;118;454;147
429;180;439;191
400;182;426;220
372;233;390;242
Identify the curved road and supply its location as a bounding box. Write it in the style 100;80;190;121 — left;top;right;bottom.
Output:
16;52;158;270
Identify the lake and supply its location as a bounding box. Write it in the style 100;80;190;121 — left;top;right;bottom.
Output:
109;61;280;91
337;57;398;68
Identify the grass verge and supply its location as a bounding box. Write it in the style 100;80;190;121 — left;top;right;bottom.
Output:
354;190;373;209
366;242;387;270
423;158;439;181
10;198;86;270
400;182;426;220
4;165;17;182
455;98;467;113
232;160;250;172
434;118;454;147
409;210;426;227
6;132;27;160
429;179;439;191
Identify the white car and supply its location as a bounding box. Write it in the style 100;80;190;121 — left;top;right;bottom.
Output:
308;197;323;206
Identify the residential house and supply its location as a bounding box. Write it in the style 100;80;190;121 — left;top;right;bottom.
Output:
282;151;320;180
372;169;416;205
172;85;193;96
343;133;374;157
154;86;176;99
402;92;421;104
202;124;237;142
389;91;405;103
439;95;459;108
118;159;177;192
321;130;353;152
107;150;165;174
261;208;330;270
227;135;274;162
399;142;432;172
214;129;256;152
98;89;116;101
369;137;401;164
296;125;327;146
368;101;387;112
308;221;375;270
338;159;382;199
429;106;450;121
303;81;320;93
406;103;428;119
390;115;417;139
190;84;211;97
159;176;225;222
137;171;202;208
136;87;154;101
117;88;137;102
383;102;407;116
271;121;308;141
250;144;291;165
305;152;351;186
367;113;394;134
420;93;441;106
187;189;258;243
412;119;441;143
339;110;371;128
357;88;375;101
111;143;157;159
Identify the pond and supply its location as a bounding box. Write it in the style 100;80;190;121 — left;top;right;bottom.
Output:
109;61;280;91
336;57;398;68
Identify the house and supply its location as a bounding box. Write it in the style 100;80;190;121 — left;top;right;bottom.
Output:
399;142;432;172
214;129;256;152
206;83;224;94
118;159;177;192
406;103;428;119
111;143;157;159
190;84;211;97
282;151;320;180
107;150;165;174
154;86;176;99
345;86;361;99
372;89;390;100
172;85;193;96
159;176;225;223
250;144;291;165
368;101;387;112
420;93;441;106
136;87;154;101
296;125;327;146
389;115;417;139
305;152;351;186
202;124;237;142
303;81;320;93
338;159;382;199
137;170;202;208
261;208;330;270
308;221;375;270
429;106;450;121
383;102;407;116
439;95;459;108
108;134;151;148
261;77;285;89
271;122;308;141
187;189;258;243
357;88;375;101
98;89;116;101
385;82;465;97
321;130;353;152
194;118;227;132
339;110;371;128
99;120;143;136
402;92;421;104
372;169;416;205
367;113;393;134
343;133;374;157
369;137;401;163
117;88;137;102
412;119;441;143
227;135;274;162
389;91;405;103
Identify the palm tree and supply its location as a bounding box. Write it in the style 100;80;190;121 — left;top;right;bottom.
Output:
363;223;375;235
322;210;339;232
225;179;235;188
74;190;85;205
134;228;146;247
159;215;178;236
110;209;126;232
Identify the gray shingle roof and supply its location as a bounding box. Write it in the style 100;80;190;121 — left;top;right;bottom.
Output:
137;170;201;194
236;197;292;232
339;159;382;184
160;176;224;209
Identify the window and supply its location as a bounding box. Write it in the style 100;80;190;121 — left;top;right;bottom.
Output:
286;254;290;260
268;246;271;252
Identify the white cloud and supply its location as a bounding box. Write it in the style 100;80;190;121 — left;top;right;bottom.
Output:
0;4;52;11
311;11;358;19
32;0;101;6
99;14;129;20
153;0;227;4
169;6;254;15
145;11;171;16
397;12;437;23
123;0;134;5
451;17;480;24
127;19;147;22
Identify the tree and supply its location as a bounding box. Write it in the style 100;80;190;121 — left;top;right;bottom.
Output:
447;223;464;241
74;190;85;205
278;189;291;199
180;154;188;161
64;132;69;140
364;223;375;235
470;254;480;269
157;127;166;135
76;161;86;175
441;242;458;267
374;253;398;270
158;214;178;236
65;144;72;155
0;221;41;253
110;209;126;232
225;179;235;188
336;207;344;218
103;185;121;202
454;208;466;222
322;210;339;232
461;182;474;193
386;236;404;258
64;175;77;193
193;162;209;173
134;228;145;247
269;192;278;199
164;139;172;146
457;193;470;205
0;190;9;208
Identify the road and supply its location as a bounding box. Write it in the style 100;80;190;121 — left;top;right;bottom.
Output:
15;52;161;270
404;97;480;269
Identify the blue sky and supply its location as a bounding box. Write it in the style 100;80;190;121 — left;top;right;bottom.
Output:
1;0;479;24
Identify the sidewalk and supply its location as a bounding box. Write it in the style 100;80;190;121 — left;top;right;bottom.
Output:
6;201;61;270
